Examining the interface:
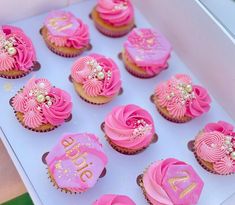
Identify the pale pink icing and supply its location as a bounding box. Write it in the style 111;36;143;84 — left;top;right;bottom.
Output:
155;74;211;119
104;104;155;150
194;121;235;174
93;194;136;205
71;54;121;97
12;77;72;129
143;158;204;205
46;133;108;192
124;28;171;75
44;11;90;49
0;25;36;72
96;0;134;27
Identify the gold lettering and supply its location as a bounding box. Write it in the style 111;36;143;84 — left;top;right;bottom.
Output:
58;23;73;31
62;136;74;148
168;171;197;198
48;16;73;32
66;144;80;159
80;170;93;182
180;183;197;199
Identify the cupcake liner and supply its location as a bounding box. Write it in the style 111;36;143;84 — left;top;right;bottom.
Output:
40;27;91;58
94;21;133;38
137;171;153;205
190;139;233;176
151;94;192;123
47;168;77;194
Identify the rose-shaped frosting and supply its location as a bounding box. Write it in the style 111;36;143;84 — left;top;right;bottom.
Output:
143;158;204;205
93;194;136;205
71;54;121;97
46;133;108;192
12;77;72;129
124;28;171;75
44;10;90;49
104;104;155;150
155;74;211;119
96;0;134;26
194;121;235;174
0;25;36;71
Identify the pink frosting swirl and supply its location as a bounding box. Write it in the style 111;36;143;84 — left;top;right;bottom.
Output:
93;194;136;205
12;77;72;129
104;104;155;150
155;74;211;119
44;11;90;49
0;25;36;71
143;158;204;205
71;54;121;97
194;121;235;174
124;28;171;75
96;0;134;26
46;133;108;193
195;131;226;162
204;121;235;136
42;87;72;126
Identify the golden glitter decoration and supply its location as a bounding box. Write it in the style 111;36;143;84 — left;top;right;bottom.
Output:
3;82;13;92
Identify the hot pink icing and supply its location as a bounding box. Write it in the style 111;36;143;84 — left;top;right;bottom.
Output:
96;0;134;27
46;133;108;192
92;194;136;205
12;77;72;129
71;54;121;97
124;28;171;75
155;74;211;119
0;25;36;72
194;121;235;174
44;11;90;49
143;158;204;205
104;104;155;150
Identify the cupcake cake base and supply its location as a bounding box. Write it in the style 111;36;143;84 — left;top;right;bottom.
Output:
40;27;91;58
91;8;135;38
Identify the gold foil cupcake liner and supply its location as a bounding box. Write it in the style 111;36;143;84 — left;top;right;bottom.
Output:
101;122;158;155
150;94;192;123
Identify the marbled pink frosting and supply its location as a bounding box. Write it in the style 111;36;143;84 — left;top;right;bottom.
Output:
104;104;155;150
44;10;90;49
143;158;204;205
93;194;136;205
155;74;211;119
124;28;171;75
71;53;121;97
12;77;72;129
96;0;134;26
0;25;36;71
195;121;235;174
46;133;108;192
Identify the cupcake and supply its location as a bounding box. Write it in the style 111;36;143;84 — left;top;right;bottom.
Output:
103;104;156;154
193;121;235;175
45;133;108;193
153;74;211;123
10;77;72;132
71;53;122;104
122;28;171;78
41;10;90;57
0;25;40;79
93;194;136;205
91;0;135;37
137;158;204;205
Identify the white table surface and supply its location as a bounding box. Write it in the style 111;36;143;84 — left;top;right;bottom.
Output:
0;0;235;204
